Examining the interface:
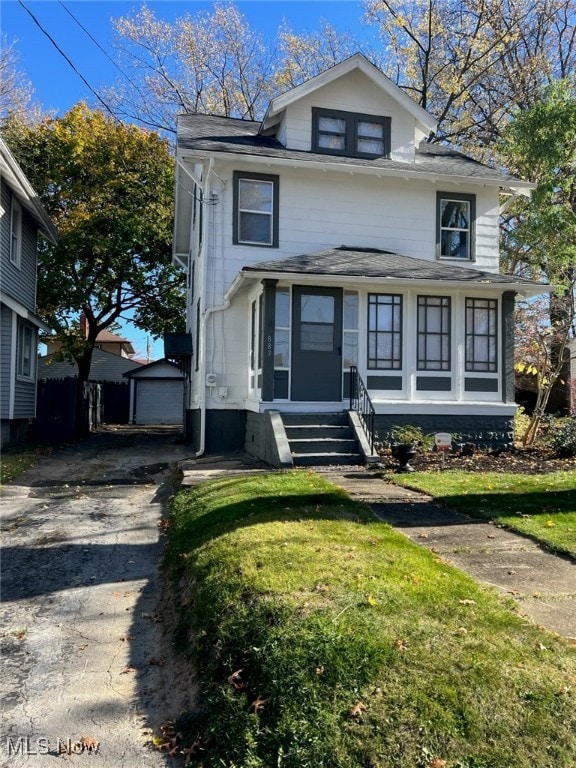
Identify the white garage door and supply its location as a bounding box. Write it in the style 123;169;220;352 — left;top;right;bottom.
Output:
135;380;183;425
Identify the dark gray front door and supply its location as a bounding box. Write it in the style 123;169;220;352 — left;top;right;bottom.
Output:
291;286;343;401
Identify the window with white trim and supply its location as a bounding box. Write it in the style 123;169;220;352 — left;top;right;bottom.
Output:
436;192;475;260
17;321;34;379
417;296;451;371
233;172;279;247
10;197;22;268
368;294;402;369
465;297;498;372
312;108;391;158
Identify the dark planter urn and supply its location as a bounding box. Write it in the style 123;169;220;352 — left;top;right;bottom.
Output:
391;443;417;472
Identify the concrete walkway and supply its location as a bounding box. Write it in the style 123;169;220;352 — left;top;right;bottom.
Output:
180;457;576;641
318;466;576;641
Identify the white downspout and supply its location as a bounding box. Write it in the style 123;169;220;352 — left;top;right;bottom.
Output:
192;158;229;458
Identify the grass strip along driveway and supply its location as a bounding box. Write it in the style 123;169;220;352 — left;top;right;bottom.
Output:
166;471;576;768
389;470;576;559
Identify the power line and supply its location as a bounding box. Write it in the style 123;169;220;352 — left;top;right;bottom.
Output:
17;0;117;119
57;0;141;95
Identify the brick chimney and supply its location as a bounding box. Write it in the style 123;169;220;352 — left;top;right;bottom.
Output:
79;313;89;338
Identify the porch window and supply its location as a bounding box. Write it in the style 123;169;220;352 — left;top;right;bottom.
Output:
10;197;22;268
249;296;264;391
417;296;451;370
274;288;290;367
17;321;33;380
312;108;391;158
368;293;402;369
465;297;498;372
233;171;279;247
436;192;475;260
343;291;359;368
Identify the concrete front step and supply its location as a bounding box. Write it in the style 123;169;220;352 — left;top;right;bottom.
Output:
292;452;363;466
285;425;354;440
289;438;359;454
282;412;363;466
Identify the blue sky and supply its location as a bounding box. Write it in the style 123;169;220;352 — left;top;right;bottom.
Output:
2;0;375;358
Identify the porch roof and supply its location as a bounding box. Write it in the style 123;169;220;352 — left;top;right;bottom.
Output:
227;247;550;298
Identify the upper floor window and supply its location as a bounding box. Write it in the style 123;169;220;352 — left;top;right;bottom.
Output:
436;192;475;260
368;293;402;369
233;171;279;247
312;108;391;159
417;295;451;371
465;297;498;372
10;197;22;268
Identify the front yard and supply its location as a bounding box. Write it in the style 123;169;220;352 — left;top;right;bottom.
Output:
162;470;576;768
388;469;576;558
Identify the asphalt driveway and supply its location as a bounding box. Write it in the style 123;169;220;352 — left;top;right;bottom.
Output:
1;426;195;767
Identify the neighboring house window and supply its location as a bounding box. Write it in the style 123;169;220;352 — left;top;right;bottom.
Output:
233;171;279;247
343;291;359;368
10;197;22;268
417;296;451;370
17;321;34;379
368;293;402;369
436;192;475;260
312;108;391;158
465;297;498;372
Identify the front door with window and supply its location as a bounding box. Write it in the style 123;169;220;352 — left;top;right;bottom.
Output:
291;286;343;401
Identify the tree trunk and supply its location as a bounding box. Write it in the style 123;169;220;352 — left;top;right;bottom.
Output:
74;345;95;439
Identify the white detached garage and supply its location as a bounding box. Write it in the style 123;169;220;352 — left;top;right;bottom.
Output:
124;359;184;425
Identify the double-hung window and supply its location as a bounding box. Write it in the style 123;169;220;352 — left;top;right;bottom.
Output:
417;296;451;371
437;192;475;260
368;294;402;369
233;171;279;247
312;108;391;158
17;321;34;380
465;297;498;372
10;197;22;268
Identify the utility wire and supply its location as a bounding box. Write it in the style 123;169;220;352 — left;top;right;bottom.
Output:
17;0;117;119
57;0;141;95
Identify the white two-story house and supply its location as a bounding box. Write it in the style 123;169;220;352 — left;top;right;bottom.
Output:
173;54;547;466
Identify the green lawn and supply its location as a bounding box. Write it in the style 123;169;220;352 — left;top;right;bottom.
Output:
164;470;576;768
0;443;50;485
389;470;576;558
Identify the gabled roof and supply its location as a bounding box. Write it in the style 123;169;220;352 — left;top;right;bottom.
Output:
0;137;58;244
38;348;143;382
261;53;437;135
123;358;184;379
176;113;532;189
226;247;549;297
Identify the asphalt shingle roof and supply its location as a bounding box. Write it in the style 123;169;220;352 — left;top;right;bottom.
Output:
242;246;542;287
176;114;524;184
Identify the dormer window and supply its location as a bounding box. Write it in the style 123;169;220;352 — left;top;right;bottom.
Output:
312;108;390;159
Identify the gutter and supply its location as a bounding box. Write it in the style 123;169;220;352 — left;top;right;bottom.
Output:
226;270;552;301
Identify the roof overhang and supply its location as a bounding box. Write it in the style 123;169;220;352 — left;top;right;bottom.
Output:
225;269;552;302
177;148;534;191
0;138;58;244
0;291;52;333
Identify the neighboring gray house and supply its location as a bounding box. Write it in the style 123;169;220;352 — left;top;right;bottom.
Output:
173;54;550;465
1;137;57;447
37;348;143;382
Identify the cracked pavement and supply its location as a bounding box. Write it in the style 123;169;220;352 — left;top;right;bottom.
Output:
1;426;195;767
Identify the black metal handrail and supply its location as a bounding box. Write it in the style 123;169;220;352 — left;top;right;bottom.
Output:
349;366;376;453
